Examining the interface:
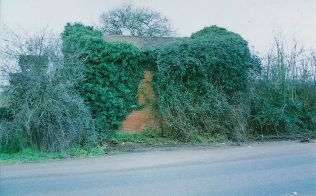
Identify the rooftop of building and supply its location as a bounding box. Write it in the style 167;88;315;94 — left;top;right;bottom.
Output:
104;34;187;49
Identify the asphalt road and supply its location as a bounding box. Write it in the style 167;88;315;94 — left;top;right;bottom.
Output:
1;141;316;196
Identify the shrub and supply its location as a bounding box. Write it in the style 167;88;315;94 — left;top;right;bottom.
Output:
1;55;96;152
156;35;259;96
248;39;316;138
249;82;316;137
154;26;259;140
157;83;246;141
62;23;145;138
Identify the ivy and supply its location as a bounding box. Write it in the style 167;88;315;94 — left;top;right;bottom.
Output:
62;23;144;138
156;27;259;96
153;26;260;140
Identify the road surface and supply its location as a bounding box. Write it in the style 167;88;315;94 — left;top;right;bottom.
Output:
1;141;316;195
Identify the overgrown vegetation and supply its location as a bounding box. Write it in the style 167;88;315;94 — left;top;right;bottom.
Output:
248;39;316;138
62;23;144;139
1;22;315;159
0;33;96;153
153;26;260;141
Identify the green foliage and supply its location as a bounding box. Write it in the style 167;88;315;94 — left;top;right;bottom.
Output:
153;27;258;141
156;83;245;141
142;48;160;71
62;23;145;137
1;22;314;158
191;25;241;40
248;40;316;138
156;35;259;96
0;148;64;163
249;82;316;137
0;107;13;121
0;146;104;163
111;128;178;145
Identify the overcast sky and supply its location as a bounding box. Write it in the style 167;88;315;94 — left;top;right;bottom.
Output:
0;0;315;54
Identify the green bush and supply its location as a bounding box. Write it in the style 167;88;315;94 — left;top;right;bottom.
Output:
156;35;259;96
62;23;145;138
153;26;259;140
248;40;316;138
249;82;316;137
157;83;247;141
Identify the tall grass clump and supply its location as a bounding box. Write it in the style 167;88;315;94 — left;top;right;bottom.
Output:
249;38;316;138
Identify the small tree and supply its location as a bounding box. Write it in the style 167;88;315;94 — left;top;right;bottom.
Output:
99;4;174;37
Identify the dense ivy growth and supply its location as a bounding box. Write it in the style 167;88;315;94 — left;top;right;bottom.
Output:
153;26;259;140
62;23;144;137
156;31;259;96
191;25;242;40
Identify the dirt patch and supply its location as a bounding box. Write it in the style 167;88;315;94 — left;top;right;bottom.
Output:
122;109;153;131
122;71;156;132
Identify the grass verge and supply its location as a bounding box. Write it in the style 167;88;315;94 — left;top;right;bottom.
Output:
0;131;228;163
0;146;104;164
109;131;227;146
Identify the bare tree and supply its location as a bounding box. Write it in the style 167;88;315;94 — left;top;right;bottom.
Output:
99;4;174;37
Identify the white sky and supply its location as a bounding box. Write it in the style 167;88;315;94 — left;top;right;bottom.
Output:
0;0;315;54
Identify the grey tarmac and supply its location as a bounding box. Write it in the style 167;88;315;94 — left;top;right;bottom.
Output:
1;141;316;196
